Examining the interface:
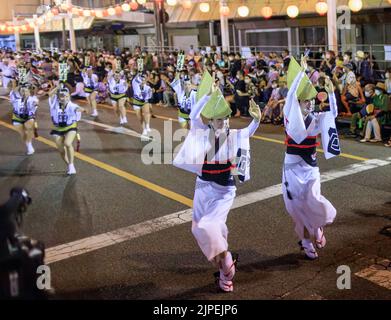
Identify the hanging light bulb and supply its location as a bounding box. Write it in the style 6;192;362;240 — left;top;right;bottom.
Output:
107;7;116;16
287;5;299;18
0;25;7;31
122;3;131;12
137;0;147;4
348;0;363;12
13;26;20;33
167;0;177;6
130;1;139;10
71;7;79;15
220;5;230;16
7;26;13;32
237;5;249;17
315;1;328;15
199;2;210;13
261;6;273;19
83;10;91;17
182;0;192;9
60;3;68;11
21;25;28;32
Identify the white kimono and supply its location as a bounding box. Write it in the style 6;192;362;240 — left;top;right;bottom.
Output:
174;95;259;261
170;78;197;123
282;71;340;239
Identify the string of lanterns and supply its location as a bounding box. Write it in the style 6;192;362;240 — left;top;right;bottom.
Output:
0;0;371;34
0;0;147;35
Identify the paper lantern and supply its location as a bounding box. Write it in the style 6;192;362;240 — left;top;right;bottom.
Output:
199;2;210;13
36;17;45;25
13;26;20;33
21;25;28;32
182;0;192;9
122;3;131;11
137;0;147;4
83;10;91;17
7;26;13;32
315;1;328;15
107;7;116;16
237;5;249;17
287;5;299;18
220;5;230;16
130;1;139;10
95;10;103;18
46;11;54;19
348;0;362;12
261;6;273;19
0;25;6;31
167;0;177;6
115;6;123;15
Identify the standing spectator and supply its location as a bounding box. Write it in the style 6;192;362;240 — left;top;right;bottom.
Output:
282;49;291;71
234;70;250;117
355;50;373;86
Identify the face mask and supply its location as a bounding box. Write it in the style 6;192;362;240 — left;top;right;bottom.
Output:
375;89;381;95
343;56;349;62
364;91;371;97
272;84;277;89
236;75;240;79
386;73;390;79
354;57;360;62
229;57;234;61
245;79;251;84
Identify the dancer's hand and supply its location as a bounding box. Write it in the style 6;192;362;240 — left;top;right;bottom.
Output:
249;99;261;122
300;55;308;71
325;77;334;93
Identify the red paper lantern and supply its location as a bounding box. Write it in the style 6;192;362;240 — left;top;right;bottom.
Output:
130;1;139;10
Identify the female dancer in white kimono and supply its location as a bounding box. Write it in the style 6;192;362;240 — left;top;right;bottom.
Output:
9;81;39;155
108;71;128;125
174;80;261;292
81;67;99;117
132;73;153;138
170;75;197;129
283;56;340;260
48;85;85;175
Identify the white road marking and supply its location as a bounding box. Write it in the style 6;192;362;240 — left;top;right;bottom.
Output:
355;259;391;290
45;158;391;265
81;119;153;141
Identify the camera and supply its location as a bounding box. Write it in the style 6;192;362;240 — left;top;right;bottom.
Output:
0;188;48;299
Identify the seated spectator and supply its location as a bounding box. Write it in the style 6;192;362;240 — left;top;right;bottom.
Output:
385;67;391;95
361;83;388;143
346;83;375;138
341;72;365;116
305;60;319;85
261;80;283;124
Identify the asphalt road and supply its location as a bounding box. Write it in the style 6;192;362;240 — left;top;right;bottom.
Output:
0;95;390;300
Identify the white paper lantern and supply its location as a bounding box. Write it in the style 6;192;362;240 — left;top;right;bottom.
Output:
315;1;328;15
348;0;363;12
237;5;249;17
199;3;210;13
287;5;299;18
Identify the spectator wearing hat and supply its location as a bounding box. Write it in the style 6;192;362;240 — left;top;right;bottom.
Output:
355;50;373;86
361;83;388;143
